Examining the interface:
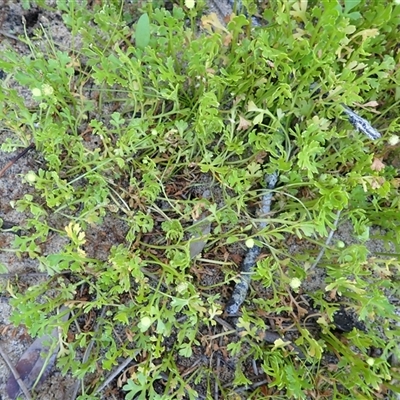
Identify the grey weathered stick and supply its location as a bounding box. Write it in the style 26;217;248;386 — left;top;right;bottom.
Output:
0;343;33;400
341;104;381;140
225;172;278;315
5;307;70;400
0;29;22;42
93;356;135;395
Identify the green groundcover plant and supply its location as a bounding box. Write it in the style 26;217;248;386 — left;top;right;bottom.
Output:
1;0;400;398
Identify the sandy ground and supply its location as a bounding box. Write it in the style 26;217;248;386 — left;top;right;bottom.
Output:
0;2;79;399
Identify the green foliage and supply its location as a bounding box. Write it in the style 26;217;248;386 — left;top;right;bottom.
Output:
1;0;400;399
135;13;151;50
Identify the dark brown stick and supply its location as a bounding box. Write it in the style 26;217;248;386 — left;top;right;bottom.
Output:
0;143;35;178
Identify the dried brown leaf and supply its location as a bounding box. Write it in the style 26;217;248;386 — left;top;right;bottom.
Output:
371;157;385;172
237;115;252;131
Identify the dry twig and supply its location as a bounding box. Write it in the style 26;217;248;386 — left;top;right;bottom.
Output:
0;343;33;400
0;143;35;178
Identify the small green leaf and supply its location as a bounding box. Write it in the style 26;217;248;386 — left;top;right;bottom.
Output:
136;13;150;49
138;316;153;332
178;342;193;358
0;263;8;273
344;0;361;14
